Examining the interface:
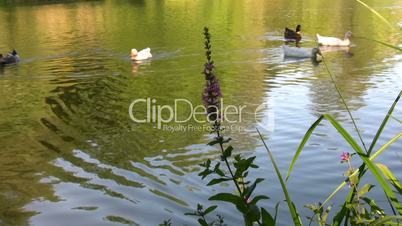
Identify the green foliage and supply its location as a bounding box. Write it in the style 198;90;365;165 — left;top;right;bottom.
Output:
257;129;303;226
185;204;226;226
159;219;172;226
187;26;272;226
172;23;402;226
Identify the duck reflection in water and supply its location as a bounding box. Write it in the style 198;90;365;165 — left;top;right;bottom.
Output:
131;60;151;76
319;46;353;58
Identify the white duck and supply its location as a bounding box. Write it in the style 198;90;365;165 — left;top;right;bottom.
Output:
131;48;152;61
283;45;322;60
316;31;352;46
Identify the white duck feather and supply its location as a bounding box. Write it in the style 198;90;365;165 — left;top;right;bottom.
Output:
131;48;152;61
316;32;352;46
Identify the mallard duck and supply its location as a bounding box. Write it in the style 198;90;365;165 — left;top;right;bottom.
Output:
284;25;301;41
316;31;352;46
283;45;321;60
131;48;152;61
0;50;20;65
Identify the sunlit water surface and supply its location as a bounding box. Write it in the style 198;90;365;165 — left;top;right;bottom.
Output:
0;0;401;225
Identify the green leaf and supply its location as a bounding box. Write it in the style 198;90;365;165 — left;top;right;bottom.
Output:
361;197;383;213
274;202;280;224
368;91;402;155
250;195;270;205
358;184;375;197
333;201;349;226
286;116;324;181
245;204;260;223
204;205;217;215
207;178;231;186
370;216;402;226
209;193;242;206
208;139;220;146
321;205;332;225
197;218;208;226
223;146;233;158
261;207;275;226
245;178;264;199
257;129;303;226
376;163;402;194
222;138;231;144
213;162;225;177
391;115;402;124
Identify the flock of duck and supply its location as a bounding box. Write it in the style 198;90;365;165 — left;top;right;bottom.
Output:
282;24;353;62
1;22;401;66
131;25;357;63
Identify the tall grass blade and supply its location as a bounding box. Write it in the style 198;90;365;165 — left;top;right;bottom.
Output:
368;91;402;155
353;0;395;30
355;37;402;52
322;114;364;152
376;163;402;193
320;132;402;208
371;132;402;160
391;115;402;124
331;91;402;222
320;57;368;152
322;114;402;215
257;129;303;226
286;115;324;181
319;91;401;209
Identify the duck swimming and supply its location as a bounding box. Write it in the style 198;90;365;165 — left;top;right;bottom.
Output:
131;48;152;61
284;25;301;41
316;32;352;46
283;45;322;61
0;50;20;65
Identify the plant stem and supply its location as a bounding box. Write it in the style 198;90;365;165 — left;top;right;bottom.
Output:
215;125;243;197
320;56;368;153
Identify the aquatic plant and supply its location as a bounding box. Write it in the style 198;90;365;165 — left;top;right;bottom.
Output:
166;11;402;223
185;27;275;226
193;26;401;225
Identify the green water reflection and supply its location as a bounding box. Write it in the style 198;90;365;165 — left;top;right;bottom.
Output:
0;0;401;225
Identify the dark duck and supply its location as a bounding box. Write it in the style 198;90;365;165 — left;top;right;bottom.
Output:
284;25;301;41
0;50;20;65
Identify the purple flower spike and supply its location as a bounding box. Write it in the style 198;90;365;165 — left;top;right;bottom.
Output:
202;27;222;122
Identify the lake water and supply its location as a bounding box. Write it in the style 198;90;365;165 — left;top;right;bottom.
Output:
0;0;401;225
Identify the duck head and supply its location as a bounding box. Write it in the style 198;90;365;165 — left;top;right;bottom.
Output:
312;48;322;61
131;49;138;59
11;50;18;56
296;24;301;32
344;31;352;39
